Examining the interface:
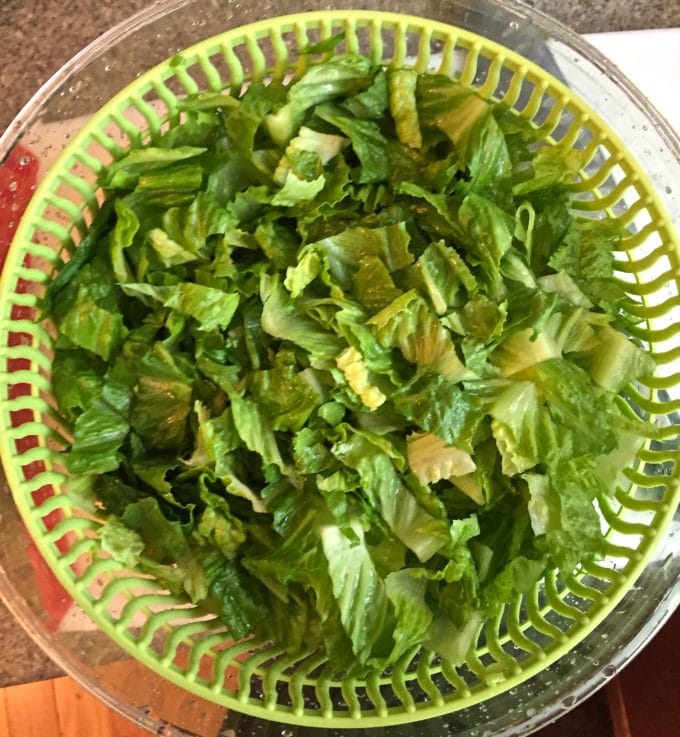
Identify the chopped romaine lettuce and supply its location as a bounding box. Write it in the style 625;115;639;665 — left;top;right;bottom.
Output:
44;52;653;674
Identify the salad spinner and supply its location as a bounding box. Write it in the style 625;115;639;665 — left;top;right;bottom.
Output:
0;1;678;735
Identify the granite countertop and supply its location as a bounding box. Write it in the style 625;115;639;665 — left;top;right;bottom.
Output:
0;1;679;734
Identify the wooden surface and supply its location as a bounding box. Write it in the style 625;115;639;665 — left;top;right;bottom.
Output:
0;658;228;737
0;676;148;737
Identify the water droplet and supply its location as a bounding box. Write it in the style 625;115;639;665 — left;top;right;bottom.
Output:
104;63;113;72
19;156;30;166
156;725;173;737
665;185;672;194
562;695;576;707
603;664;616;677
527;707;537;717
509;687;518;695
8;180;18;192
642;124;648;131
281;731;294;737
509;20;519;31
68;80;82;94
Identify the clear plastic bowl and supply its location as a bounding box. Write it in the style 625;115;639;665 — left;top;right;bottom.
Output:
0;1;678;735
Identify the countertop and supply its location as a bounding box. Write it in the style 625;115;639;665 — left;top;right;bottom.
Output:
0;1;679;735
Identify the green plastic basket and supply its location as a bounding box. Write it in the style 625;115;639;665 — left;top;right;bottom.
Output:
1;10;679;728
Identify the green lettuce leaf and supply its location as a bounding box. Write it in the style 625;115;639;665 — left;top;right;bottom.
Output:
130;344;193;451
407;432;476;485
206;558;270;639
343;68;389;119
100;517;145;568
457;193;514;298
388;69;422;149
580;323;655;392
110;199;138;282
123;282;239;331
315;105;391;183
260;274;345;364
406;240;474;315
146;228;199;266
393;371;481;447
65;356;136;474
248;364;321;432
102;146;206;188
318;518;394;665
351;254;402;312
333;436;450;562
59;285;127;361
274;125;347;184
385;570;433;662
52;349;105;419
66;397;130;474
305;222;412;288
542;461;606;575
272;172;326;206
513;144;588;195
265;55;375;145
548;218;635;320
417;75;510;196
121;496;188;562
369;290;473;381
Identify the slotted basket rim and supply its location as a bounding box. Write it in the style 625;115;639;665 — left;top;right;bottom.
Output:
1;8;679;729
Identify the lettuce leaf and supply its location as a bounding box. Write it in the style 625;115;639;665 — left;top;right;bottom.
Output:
123;282;239;332
59;285;127;361
315;105;391;183
265;55;375;145
130;344;193;451
388;70;422;149
306;222;412;288
333;435;450;562
393;371;481;447
369;290;473;381
319;519;395;665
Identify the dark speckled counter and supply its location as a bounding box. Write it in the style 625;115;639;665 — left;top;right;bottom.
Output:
0;0;678;702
